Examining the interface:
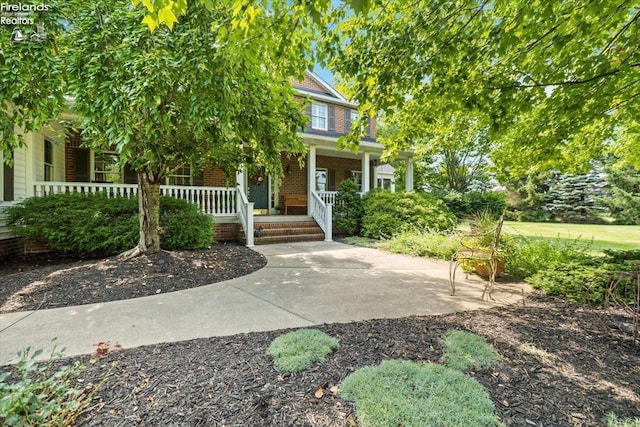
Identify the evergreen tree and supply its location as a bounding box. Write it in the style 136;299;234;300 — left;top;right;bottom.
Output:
543;171;608;223
599;167;640;225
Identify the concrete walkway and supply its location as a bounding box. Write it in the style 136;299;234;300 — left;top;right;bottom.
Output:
0;241;530;365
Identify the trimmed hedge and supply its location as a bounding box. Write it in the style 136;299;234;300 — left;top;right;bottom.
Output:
7;193;214;257
361;190;456;239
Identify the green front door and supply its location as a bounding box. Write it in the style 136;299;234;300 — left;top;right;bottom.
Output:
248;176;269;210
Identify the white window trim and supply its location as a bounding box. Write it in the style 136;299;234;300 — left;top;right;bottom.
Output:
315;168;328;192
93;151;123;183
167;164;193;186
311;102;328;131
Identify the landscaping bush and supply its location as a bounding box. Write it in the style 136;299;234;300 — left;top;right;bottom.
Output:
463;191;507;218
340;359;501;427
334;178;364;236
267;329;339;373
502;235;593;280
527;255;639;305
159;196;214;250
361;190;456;239
0;345;91;426
435;190;507;219
380;230;461;260
440;330;501;372
7;193;214;256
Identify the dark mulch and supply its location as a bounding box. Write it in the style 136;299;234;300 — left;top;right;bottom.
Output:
62;294;638;427
1;247;638;426
0;242;267;313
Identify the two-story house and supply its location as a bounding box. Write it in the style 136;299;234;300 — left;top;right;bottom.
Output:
0;71;414;255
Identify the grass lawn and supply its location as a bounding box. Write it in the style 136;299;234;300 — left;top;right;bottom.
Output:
502;221;640;252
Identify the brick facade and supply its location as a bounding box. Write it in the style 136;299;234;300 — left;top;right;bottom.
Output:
0;237;24;261
202;164;233;187
292;75;332;95
213;223;239;242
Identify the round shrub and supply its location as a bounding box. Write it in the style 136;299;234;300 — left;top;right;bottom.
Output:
361;190;456;239
7;193;214;257
160;196;214;250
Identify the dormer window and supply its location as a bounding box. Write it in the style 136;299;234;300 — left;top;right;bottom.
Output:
311;103;328;130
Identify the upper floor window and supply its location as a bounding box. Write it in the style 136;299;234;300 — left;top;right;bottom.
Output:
44;139;53;181
311;103;328;130
350;109;358;124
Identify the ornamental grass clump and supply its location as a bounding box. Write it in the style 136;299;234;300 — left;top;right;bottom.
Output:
340;359;502;427
267;329;339;373
440;330;501;371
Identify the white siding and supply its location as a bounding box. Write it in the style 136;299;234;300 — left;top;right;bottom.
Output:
0;202;16;240
12;145;27;201
32;133;45;183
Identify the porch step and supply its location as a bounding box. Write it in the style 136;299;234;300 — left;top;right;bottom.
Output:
238;220;325;245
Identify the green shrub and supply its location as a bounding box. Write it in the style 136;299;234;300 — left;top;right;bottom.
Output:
7;193;214;256
334;178;364;236
463;191;507;218
0;345;90;426
380;230;461;260
527;257;638;305
440;330;501;372
159;196;214;250
435;190;507;218
340;360;501;427
361;191;456;239
502;235;593;280
267;329;339;372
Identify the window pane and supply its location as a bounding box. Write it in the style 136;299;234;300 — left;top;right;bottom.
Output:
311;104;327;130
168;164;191;186
44;140;53;181
94;153;122;183
316;169;328;191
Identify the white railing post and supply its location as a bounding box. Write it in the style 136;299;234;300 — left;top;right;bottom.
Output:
236;185;254;247
310;190;333;242
325;203;333;242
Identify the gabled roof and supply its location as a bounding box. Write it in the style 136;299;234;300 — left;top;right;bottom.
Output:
293;70;357;108
304;70;348;102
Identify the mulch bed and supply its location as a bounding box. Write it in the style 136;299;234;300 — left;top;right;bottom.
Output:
0;242;267;313
1;246;639;426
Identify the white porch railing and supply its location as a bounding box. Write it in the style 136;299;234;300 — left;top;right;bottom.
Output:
236;185;254;247
33;181;238;217
311;190;332;242
318;190;364;205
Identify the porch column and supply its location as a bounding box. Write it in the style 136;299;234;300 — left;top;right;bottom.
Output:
362;152;370;193
307;145;316;214
372;161;379;189
236;167;245;190
405;158;414;191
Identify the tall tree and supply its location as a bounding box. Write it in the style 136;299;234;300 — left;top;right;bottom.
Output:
2;0;313;255
330;0;640;176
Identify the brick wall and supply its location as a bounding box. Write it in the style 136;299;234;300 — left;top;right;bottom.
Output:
280;154;307;203
214;223;239;242
0;237;23;261
292;75;331;95
202;164;233;187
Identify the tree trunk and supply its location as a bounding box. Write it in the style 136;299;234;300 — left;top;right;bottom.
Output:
137;170;162;254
